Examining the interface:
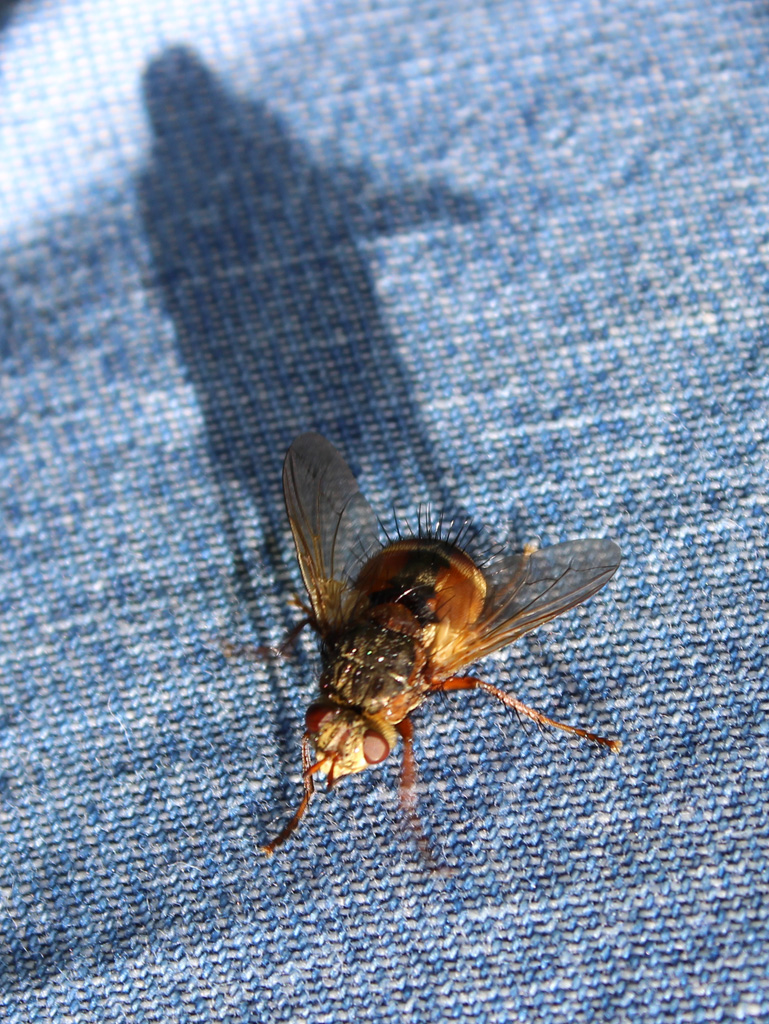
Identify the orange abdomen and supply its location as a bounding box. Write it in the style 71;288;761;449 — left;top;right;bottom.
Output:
355;539;487;633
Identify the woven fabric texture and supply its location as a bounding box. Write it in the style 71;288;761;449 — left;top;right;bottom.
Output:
0;1;767;1021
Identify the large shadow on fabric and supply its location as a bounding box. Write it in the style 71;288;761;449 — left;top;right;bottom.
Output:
139;47;480;494
138;48;483;632
138;47;483;818
0;0;23;35
0;48;491;998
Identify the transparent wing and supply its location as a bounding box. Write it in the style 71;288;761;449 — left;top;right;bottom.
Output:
283;433;382;632
436;538;621;676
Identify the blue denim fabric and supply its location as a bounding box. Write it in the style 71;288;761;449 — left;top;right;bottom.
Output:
0;1;767;1021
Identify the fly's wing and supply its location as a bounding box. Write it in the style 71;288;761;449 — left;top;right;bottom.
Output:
435;539;621;677
283;433;382;633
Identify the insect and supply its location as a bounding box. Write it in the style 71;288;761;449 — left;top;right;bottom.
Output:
263;433;621;854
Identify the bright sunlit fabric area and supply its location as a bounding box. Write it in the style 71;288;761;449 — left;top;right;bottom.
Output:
0;1;767;1021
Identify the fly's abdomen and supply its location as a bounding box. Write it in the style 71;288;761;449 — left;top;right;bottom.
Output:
354;538;487;632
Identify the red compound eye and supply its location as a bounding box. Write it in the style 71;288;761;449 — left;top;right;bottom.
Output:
362;729;390;765
305;704;338;734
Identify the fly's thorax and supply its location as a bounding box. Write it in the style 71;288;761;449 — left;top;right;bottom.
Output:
304;701;397;785
320;619;426;716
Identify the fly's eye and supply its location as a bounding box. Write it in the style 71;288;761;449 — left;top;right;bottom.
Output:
362;729;390;765
305;704;338;734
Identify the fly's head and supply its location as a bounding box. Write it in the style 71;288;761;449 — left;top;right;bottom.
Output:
304;701;396;786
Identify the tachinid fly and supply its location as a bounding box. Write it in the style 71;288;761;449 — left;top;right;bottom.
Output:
263;433;621;853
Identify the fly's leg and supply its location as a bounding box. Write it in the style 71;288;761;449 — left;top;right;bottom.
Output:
276;616;312;655
396;718;419;819
440;677;621;752
221;617;311;661
262;733;317;855
396;719;453;874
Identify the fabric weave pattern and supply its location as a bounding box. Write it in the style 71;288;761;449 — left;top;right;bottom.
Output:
0;2;767;1021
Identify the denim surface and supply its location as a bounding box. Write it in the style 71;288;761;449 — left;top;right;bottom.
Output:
0;1;767;1021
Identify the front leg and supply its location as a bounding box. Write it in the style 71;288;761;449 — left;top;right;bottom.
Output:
396;718;419;816
262;733;318;855
395;719;453;872
395;718;433;858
